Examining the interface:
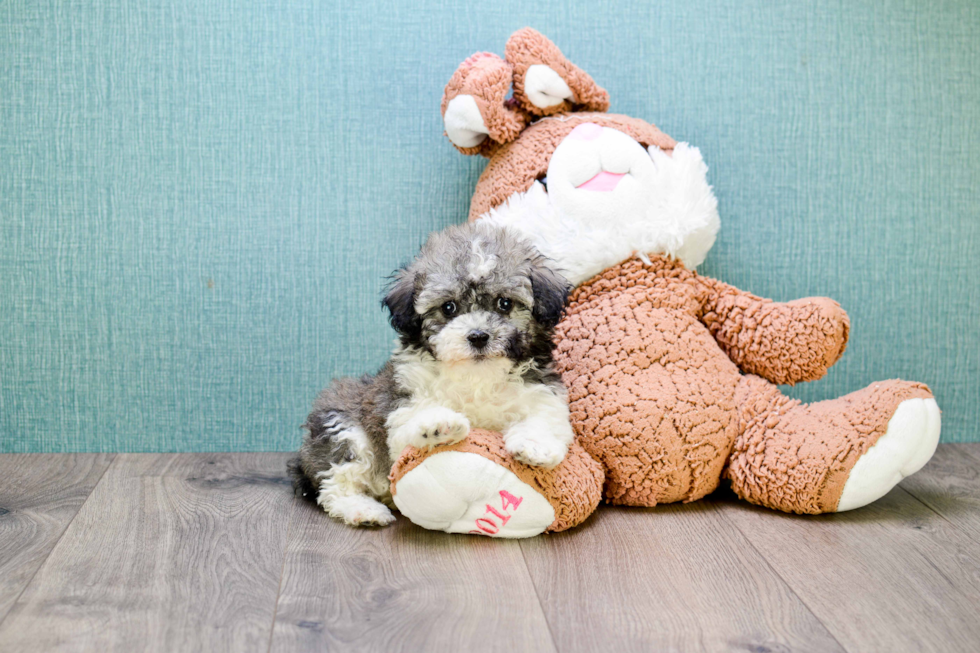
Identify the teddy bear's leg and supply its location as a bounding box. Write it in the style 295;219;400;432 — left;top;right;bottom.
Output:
389;429;603;537
727;374;941;514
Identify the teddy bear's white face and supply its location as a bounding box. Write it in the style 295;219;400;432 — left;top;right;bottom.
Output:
483;122;721;286
547;123;661;224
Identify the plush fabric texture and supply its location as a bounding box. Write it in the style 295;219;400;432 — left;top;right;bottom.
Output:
555;255;927;512
555;256;742;505
439;28;612;157
505;27;610;117
730;375;934;513
698;279;850;386
442;52;527;156
390;428;604;533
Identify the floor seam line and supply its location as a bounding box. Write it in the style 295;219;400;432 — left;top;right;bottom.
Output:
896;485;959;529
711;501;851;653
265;479;300;653
0;453;118;632
517;540;561;653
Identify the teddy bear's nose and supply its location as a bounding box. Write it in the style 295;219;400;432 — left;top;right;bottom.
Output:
568;122;603;141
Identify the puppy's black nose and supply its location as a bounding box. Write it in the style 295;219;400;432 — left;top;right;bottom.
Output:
467;330;490;349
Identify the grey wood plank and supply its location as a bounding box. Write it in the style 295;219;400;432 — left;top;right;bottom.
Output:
0;454;114;623
519;502;844;653
719;475;980;653
269;498;557;653
0;453;295;653
900;444;980;538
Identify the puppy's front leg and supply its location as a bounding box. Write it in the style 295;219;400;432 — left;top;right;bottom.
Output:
387;402;471;457
504;388;574;469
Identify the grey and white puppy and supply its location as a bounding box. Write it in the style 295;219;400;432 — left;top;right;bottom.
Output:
290;222;574;526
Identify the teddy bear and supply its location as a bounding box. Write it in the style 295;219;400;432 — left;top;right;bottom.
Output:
388;28;941;537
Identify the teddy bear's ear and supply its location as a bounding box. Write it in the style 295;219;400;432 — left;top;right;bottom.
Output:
505;28;610;117
442;52;528;157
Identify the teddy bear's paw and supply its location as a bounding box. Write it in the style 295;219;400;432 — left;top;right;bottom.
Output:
837;397;942;511
504;428;568;469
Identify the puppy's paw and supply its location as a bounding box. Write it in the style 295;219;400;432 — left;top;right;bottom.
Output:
326;495;397;527
505;427;568;469
404;407;471;450
349;505;396;527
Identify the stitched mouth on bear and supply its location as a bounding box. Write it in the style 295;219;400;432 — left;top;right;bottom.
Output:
576;170;626;192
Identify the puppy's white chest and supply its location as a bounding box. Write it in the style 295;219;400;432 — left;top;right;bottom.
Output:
444;378;529;432
400;358;532;431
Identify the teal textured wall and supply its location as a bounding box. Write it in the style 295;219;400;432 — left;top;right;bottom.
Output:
1;0;978;452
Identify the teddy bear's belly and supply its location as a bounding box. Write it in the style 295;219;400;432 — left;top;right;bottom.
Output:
555;282;742;507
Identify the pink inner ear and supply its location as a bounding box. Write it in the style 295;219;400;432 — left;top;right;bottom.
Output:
568;122;603;141
577;171;625;192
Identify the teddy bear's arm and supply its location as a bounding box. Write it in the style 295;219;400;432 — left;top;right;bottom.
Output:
695;275;850;385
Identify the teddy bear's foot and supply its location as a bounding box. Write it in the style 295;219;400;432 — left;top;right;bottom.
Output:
391;449;557;538
837;396;941;511
729;375;941;514
388;429;604;537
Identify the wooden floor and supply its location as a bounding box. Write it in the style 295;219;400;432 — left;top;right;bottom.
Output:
0;446;978;652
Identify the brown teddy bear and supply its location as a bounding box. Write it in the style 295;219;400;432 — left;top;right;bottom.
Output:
389;28;941;537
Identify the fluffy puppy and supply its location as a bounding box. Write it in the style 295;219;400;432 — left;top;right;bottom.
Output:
290;222;574;527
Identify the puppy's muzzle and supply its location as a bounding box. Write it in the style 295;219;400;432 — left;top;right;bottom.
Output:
467;329;491;350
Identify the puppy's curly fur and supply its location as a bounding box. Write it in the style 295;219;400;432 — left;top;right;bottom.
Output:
290;222;573;527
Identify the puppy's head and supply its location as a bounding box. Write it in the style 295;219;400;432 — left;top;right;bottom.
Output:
383;222;570;364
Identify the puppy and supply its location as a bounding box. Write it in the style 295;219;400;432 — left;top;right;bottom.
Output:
290;222;574;527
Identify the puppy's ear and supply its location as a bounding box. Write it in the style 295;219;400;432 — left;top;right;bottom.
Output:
382;270;422;339
529;258;571;329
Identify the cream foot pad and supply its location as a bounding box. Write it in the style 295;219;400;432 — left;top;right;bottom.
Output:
389;429;604;538
837;397;942;511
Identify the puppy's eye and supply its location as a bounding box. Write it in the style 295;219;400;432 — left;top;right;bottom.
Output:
441;301;457;317
496;297;513;313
